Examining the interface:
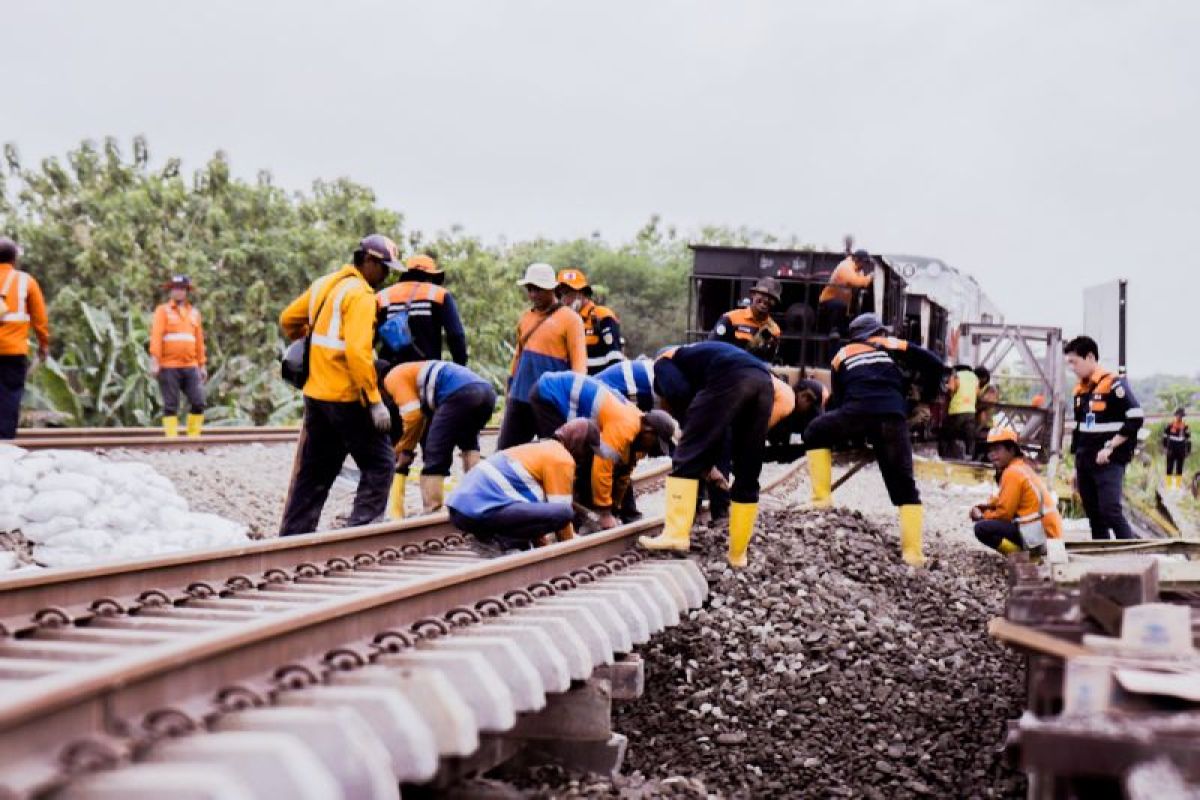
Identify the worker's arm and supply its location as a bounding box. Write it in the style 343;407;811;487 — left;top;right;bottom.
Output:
591;314;624;369
590;443;618;511
26;277;49;357
442;293;469;366
1099;379;1144;463
279;286;313;341
194;310;206;368
983;472;1021;521
565;310;587;374
708;314;737;344
149;305;165;363
847;267;873;288
342;289;383;404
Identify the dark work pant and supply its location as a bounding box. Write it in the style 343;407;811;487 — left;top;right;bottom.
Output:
671;367;773;504
0;355;28;440
1166;447;1187;476
422;384;497;475
497;397;539;450
449;504;573;548
818;299;849;337
158;367;206;415
1075;459;1135;540
974;519;1022;552
938;413;974;460
804;409;920;506
279;398;396;536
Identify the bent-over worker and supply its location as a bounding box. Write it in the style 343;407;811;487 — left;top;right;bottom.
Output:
0;237;49;440
150;275;207;438
970;428;1062;555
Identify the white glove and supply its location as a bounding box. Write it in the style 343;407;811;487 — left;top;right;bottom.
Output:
369;402;391;434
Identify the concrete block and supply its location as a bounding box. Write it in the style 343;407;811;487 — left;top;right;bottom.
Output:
511;606;612;668
538;597;631;654
573;587;653;641
460;623;571;694
53;763;256;800
425;635;546;713
628;560;708;607
594;653;645;700
482;617;591;682
507;679;612;741
603;576;681;627
378;649;516;733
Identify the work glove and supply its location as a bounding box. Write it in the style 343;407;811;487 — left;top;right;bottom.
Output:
369;402;391;434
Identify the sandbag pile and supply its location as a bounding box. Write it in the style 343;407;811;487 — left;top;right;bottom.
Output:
0;444;249;570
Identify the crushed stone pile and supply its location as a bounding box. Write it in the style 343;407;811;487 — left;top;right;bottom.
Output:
0;444;249;570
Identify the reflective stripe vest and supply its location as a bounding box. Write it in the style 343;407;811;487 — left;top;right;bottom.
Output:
709;307;780;361
0;265;49;357
376;281;469;366
447;440;576;518
947;368;979;415
150;301;205;368
829;336;947;416
596;358;655;411
983;458;1063;538
384;360;491;453
578;300;624;374
1070;367;1143;464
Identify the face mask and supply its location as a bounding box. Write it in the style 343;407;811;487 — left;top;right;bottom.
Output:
569;297;584;312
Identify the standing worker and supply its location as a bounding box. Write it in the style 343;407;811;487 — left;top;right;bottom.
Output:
803;313;946;567
1163;408;1191;491
382;360;496;517
278;234;399;536
709;277;782;362
556;269;624;374
149;275;207;438
818;248;874;338
375;254;468;369
496;263;586;449
0;237;49;439
1064;335;1144;540
939;363;980;460
639;341;774;568
970;428;1062;556
595;357;657;411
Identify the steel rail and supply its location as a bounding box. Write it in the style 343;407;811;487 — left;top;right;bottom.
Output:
14;425;503;450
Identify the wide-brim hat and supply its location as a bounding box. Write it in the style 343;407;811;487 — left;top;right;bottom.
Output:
750;277;782;304
519;262;558;290
643;409;680;457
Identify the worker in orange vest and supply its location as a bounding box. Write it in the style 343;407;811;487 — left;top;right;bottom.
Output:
1163;408;1191;491
818;248;874;337
970;427;1062;555
556;268;624;374
149;275;207;438
375;254;468;369
0;237;50;439
709;277;782;362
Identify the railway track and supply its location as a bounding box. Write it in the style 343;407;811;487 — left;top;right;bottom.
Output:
12;425;505;451
0;457;804;797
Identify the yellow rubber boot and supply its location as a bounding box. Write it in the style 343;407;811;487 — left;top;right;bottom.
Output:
899;504;925;567
420;474;445;514
387;474;407;520
808;448;833;508
997;539;1021;556
185;413;204;438
162;416;179;438
461;450;481;473
727;501;758;568
639;477;698;552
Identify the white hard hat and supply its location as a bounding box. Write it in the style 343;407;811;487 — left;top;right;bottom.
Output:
518;262;558;290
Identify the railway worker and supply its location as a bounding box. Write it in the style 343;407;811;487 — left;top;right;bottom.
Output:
970;428;1062;555
973;367;997;459
803;313;946;567
149;275;207;438
530;371;677;529
556;268;624;375
818;249;874;338
764;376;827;463
0;237;49;440
639;340;774;568
382;360;497;517
278;234;399;536
939;363;980;460
1064;335;1143;540
375;253;468;369
446;418;604;553
595;356;657;412
709;277;782;363
496;263;587;449
1163;408;1191;491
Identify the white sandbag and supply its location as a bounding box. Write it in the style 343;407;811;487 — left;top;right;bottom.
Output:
0;551;19;571
37;472;104;502
43;449;103;473
188;512;249;543
0;513;22;533
21;490;90;523
108;534;159;560
0;461;13;485
0;443;26;462
21;516;79;543
32;545;95;569
46;528;114;552
0;483;34;507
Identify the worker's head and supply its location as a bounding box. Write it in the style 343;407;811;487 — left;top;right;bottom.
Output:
401;254;444;285
1063;336;1100;381
519;263;559;312
0;237;20;266
1176;407;1187;420
354;234;404;288
748;277;782;321
636;410;679;458
554;418;603;462
852;249;874;273
794;384;822;414
974;366;991;387
556;269;591;312
165;275;192;302
848;313;888;342
986;428;1021;469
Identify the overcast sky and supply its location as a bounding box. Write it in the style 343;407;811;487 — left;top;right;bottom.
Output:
6;0;1198;375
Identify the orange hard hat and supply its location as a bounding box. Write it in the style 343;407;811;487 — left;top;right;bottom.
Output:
556;269;590;291
405;254;442;275
986;427;1020;445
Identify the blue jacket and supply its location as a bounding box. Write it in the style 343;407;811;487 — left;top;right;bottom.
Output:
829;336;944;416
595;358;655;411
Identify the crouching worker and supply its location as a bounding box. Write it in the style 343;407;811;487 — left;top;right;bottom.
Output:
383;360;497;517
446;419;603;554
970;428;1062;555
531;372;677;527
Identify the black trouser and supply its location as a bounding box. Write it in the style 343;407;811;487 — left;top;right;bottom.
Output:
279;397;396;536
0;354;28;440
497;395;539;450
671;367;773;504
1166;445;1187;476
420;383;497;476
818;299;849;337
938;413;974;460
804;409;920;506
974;519;1023;552
1075;458;1135;540
157;366;206;416
450;504;573;549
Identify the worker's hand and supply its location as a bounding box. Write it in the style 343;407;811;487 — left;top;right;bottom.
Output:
969;506;984;522
1096;446;1112;466
36;345;49;364
149;357;160;377
707;467;731;492
395;449;416;471
595;511;620;530
369;402;391;434
199;366;208;382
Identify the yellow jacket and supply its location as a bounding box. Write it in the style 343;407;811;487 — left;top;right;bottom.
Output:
280;265;382;404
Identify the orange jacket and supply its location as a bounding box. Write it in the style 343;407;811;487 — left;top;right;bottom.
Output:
0;263;50;357
769;376;796;430
819;257;872;305
508;305;587;402
384;362;427;453
592;391;645;509
983;457;1062;538
150;300;205;368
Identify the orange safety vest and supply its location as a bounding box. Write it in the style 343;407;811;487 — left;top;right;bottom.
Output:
0;264;50;357
150;300;205;368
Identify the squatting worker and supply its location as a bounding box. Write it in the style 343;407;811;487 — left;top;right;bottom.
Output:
531;371;677;529
0;237;49;440
375;254;468;369
818;249;874;337
1065;335;1143;540
447;418;604;554
595;356;657;412
970;428;1062;556
496;263;586;449
640;341;774;568
149;275;206;438
939;363;980;460
1163;408;1190;492
382;360;496;518
556;269;624;374
803;313;946;567
710;277;782;363
278;234;400;536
